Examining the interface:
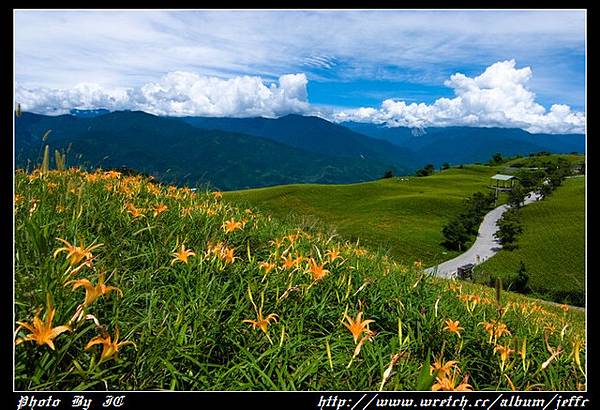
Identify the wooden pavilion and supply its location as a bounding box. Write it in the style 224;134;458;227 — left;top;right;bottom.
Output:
490;174;516;205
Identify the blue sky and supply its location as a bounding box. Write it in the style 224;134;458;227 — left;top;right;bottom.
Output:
14;10;586;133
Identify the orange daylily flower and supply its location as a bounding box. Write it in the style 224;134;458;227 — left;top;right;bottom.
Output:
342;311;375;344
222;246;236;265
259;261;277;274
146;183;161;196
222;218;243;234
293;254;304;266
432;371;473;391
103;170;122;179
269;238;284;250
53;238;103;267
479;320;497;343
212;191;223;200
430;356;459;378
286;233;300;245
85;327;136;362
15;295;70;350
70;273;123;307
125;203;145;218
243;308;279;334
281;254;296;270
325;248;342;263
152;203;168;217
307;258;330;281
171;244;196;265
85;173;100;183
494;343;515;370
205;241;224;258
443;319;464;338
494;323;512;339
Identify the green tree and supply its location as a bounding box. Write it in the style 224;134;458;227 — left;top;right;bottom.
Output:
512;260;530;293
491;152;503;164
536;182;554;199
415;164;435;177
494;208;524;250
381;169;394;179
508;184;528;208
441;162;450;170
442;219;470;251
516;169;545;190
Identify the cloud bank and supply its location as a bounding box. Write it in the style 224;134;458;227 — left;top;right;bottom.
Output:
16;72;309;118
333;60;585;134
15;61;585;134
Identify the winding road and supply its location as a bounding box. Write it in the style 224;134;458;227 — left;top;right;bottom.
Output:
425;192;542;278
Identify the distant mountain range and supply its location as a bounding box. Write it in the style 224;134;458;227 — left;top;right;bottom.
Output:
342;122;585;167
15;111;400;190
14;110;585;190
181;114;415;169
70;108;111;118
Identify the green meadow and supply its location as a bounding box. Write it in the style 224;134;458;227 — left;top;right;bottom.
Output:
225;165;504;267
474;176;585;306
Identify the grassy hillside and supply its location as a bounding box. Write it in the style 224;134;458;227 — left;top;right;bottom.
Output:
474;176;585;306
225;165;504;266
503;154;585;170
14;168;585;390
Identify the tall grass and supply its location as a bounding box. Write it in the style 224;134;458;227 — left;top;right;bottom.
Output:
14;168;585;390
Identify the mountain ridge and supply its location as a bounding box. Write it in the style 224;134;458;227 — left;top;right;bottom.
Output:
15;111;398;190
15;110;585;190
180;113;417;168
342;121;585;166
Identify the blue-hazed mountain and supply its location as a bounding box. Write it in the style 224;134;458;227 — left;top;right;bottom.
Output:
70;108;111;118
342;122;585;167
15;111;401;190
180;114;418;169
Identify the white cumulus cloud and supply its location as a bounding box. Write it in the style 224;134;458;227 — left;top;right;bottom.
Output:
16;72;310;118
333;60;585;134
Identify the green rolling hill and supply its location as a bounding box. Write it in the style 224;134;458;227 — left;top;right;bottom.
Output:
474;176;585;306
225;156;585;306
224;164;504;266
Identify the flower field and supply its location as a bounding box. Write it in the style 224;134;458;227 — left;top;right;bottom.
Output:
14;168;585;390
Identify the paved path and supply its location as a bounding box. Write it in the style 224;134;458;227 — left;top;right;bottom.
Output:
425;192;542;278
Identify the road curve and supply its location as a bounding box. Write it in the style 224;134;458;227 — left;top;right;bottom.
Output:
425;192;542;278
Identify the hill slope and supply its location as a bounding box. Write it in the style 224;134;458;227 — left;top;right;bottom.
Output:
14;168;585;390
474;176;585;306
224;165;503;266
15;111;396;190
